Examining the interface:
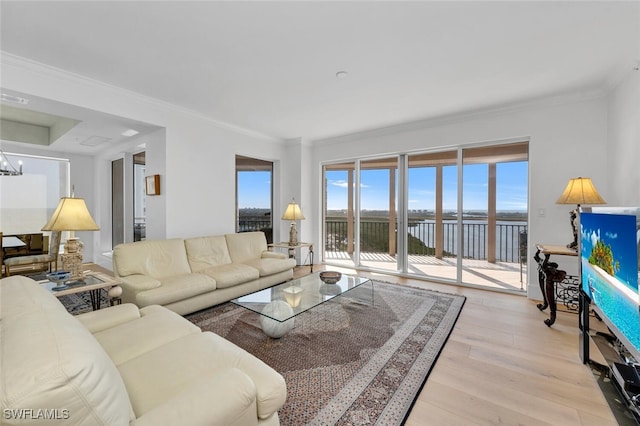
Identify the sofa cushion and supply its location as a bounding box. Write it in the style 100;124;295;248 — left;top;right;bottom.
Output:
201;263;260;289
244;257;297;277
114;238;191;279
225;232;269;264
0;276;134;425
184;235;232;272
117;331;286;420
135;273;216;307
90;305;201;365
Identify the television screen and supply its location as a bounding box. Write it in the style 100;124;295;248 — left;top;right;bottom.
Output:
580;211;640;359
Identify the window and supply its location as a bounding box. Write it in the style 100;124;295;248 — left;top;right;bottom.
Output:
236;156;273;243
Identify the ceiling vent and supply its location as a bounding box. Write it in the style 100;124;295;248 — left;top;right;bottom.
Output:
79;135;112;147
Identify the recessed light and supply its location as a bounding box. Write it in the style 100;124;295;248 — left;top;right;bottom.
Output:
122;129;139;137
1;93;29;104
335;71;349;79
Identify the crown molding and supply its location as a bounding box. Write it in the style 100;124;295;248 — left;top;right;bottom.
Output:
312;86;609;147
1;52;282;143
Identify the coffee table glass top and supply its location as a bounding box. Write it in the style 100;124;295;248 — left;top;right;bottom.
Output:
231;272;371;322
40;274;105;291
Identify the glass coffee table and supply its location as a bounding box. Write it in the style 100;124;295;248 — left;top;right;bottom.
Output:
231;272;372;338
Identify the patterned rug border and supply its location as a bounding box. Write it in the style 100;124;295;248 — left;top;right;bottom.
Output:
188;279;466;425
393;282;466;425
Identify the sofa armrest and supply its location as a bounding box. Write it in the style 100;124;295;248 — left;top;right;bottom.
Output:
203;332;287;419
120;274;162;291
132;368;258;426
75;303;142;333
261;250;287;260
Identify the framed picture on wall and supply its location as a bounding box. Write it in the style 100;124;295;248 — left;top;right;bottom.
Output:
145;174;160;196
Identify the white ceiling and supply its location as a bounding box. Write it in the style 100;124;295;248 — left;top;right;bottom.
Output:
1;1;639;148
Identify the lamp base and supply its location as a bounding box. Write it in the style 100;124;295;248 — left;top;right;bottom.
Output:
566;207;579;250
61;253;84;281
288;222;298;246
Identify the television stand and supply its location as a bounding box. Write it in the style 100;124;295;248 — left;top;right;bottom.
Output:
580;290;640;425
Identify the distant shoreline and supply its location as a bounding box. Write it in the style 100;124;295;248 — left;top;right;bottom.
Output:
239;208;527;222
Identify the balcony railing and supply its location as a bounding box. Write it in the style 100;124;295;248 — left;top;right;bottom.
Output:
238;218;271;232
325;219;527;263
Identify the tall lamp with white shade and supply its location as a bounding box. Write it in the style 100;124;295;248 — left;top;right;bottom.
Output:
41;196;100;280
281;199;305;246
556;177;606;249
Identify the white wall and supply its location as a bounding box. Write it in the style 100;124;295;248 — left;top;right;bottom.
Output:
310;95;610;299
607;69;640;206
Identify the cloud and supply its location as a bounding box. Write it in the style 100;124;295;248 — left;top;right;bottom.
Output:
605;231;618;240
330;180;369;189
590;229;600;247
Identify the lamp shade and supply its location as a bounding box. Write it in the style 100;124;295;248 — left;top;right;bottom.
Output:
556;177;606;205
41;197;100;231
281;201;305;221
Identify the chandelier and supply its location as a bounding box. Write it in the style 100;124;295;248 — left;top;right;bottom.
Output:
0;150;23;176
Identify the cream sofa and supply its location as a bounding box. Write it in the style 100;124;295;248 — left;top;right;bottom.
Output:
113;232;296;315
0;275;287;425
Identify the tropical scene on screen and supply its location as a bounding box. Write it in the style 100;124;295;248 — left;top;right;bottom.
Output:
580;212;640;353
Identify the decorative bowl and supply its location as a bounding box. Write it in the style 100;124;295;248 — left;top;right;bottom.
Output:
46;271;71;286
319;271;342;284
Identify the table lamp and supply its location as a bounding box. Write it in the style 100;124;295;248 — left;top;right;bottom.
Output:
556;177;606;249
42;196;99;280
281;198;305;245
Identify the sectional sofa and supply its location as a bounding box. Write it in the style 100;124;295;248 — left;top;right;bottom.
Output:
0;275;287;425
112;232;296;315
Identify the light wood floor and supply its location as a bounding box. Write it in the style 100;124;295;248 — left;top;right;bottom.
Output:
298;265;618;426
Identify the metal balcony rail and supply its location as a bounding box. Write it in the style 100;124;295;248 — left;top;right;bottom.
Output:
325;219;527;263
238;218;272;232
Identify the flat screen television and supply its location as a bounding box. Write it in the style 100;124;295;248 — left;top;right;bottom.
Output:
580;208;640;360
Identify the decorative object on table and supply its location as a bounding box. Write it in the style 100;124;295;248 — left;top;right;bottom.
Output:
556;177;606;249
282;285;303;308
281;198;305;245
41;193;100;281
145;174;160;195
46;271;72;290
319;271;341;284
0;150;23;176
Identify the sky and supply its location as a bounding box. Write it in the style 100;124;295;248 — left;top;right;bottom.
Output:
326;161;528;211
237;160;528;212
580;212;639;291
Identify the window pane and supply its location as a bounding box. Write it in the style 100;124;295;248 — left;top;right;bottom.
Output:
236;156;273;243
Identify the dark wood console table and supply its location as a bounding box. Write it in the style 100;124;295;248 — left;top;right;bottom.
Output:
534;243;579;326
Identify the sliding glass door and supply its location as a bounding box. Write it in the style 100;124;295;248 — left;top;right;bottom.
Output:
461;143;528;290
322;141;528;293
406;151;458;281
323;162;356;267
359;157;399;272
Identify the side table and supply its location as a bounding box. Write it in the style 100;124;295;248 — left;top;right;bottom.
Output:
39;270;123;311
534;243;579;326
268;242;314;272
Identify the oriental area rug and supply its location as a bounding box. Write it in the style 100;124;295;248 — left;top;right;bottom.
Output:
186;281;465;425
